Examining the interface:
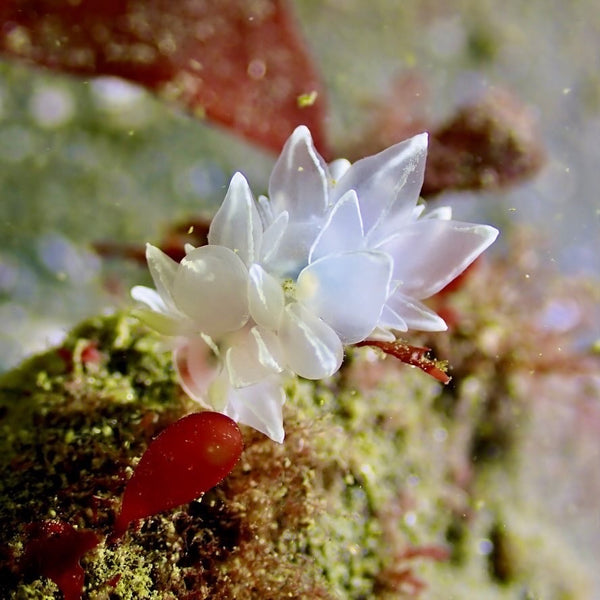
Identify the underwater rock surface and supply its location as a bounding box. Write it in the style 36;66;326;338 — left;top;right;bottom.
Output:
0;246;597;599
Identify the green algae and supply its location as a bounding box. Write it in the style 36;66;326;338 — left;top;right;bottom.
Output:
0;251;597;599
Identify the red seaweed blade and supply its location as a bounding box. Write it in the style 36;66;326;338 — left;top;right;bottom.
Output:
355;340;451;385
0;0;329;155
115;412;243;536
22;520;99;600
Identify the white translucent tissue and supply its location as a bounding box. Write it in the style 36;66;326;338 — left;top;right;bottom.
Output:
132;126;498;442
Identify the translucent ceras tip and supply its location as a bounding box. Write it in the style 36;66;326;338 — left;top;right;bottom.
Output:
132;126;499;442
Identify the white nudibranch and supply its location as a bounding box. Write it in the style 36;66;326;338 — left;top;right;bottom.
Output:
132;126;499;443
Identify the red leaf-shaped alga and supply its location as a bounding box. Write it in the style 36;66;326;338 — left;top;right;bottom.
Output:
115;411;243;536
0;0;329;155
22;520;100;600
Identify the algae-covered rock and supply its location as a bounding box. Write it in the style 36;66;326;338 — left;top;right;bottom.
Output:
0;246;597;598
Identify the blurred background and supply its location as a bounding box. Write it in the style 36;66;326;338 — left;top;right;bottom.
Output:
0;0;599;370
0;0;599;596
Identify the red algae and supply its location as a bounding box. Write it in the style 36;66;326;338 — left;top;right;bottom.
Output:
22;520;99;600
0;0;328;155
356;340;451;384
79;343;103;366
115;412;243;536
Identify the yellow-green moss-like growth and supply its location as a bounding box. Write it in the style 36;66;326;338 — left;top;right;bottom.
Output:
1;243;597;600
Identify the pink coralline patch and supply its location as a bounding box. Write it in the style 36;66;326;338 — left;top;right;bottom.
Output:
22;520;99;600
115;412;243;536
0;0;329;155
